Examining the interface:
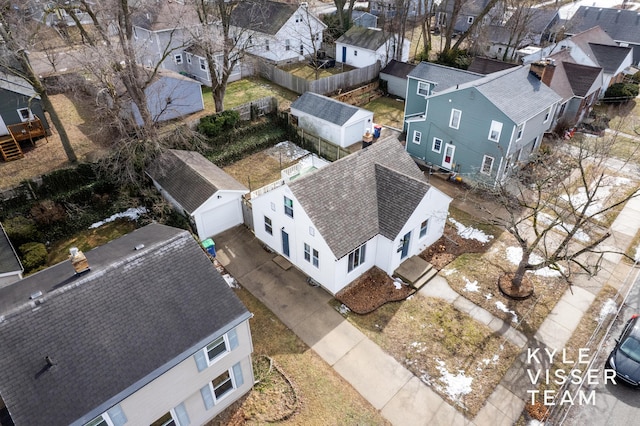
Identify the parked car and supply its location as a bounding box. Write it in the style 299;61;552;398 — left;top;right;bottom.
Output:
607;314;640;386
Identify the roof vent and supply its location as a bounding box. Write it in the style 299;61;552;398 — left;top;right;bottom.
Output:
30;291;43;300
135;244;145;251
69;247;90;274
45;356;56;367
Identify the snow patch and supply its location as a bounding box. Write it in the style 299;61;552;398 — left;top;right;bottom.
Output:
89;207;147;229
495;301;519;323
393;278;405;289
463;277;480;292
338;304;351;315
485;293;493;300
448;218;493;243
505;246;563;277
598;298;618;322
444;268;457;276
222;274;239;288
435;359;473;401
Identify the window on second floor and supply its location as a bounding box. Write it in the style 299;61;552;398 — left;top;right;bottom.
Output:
265;39;270;51
264;216;273;235
285;39;291;51
199;58;207;71
150;412;177;426
544;107;551;122
488;120;502;142
412;130;421;144
17;108;32;122
284;196;294;218
467;16;474;24
206;336;227;363
304;243;311;262
174;54;183;64
417;81;429;96
449;108;461;129
354;50;358;56
432;137;442;153
186;54;192;64
481;155;494;175
420;219;429;238
516;123;524;140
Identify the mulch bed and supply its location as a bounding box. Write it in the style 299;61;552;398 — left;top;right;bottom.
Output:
336;223;494;314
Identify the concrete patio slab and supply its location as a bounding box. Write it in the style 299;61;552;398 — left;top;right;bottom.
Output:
394;256;432;283
418;275;460;303
333;338;413;410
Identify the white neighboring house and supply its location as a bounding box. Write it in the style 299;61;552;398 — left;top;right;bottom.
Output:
290;92;375;148
0;222;23;288
250;139;452;295
147;150;249;240
230;1;327;65
335;26;410;68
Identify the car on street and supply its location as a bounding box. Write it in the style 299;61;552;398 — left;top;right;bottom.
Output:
607;314;640;386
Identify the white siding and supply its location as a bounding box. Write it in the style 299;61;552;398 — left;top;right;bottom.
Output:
193;190;248;240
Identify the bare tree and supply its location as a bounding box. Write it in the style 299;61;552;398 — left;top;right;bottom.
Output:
475;134;639;297
334;0;358;32
0;3;77;163
437;0;502;57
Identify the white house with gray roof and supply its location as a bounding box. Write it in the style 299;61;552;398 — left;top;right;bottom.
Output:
290;92;375;148
147;150;249;241
405;65;561;187
335;26;410;68
0;224;254;426
250;139;452;295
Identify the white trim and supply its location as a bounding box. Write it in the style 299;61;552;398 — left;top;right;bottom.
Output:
209;367;237;404
417;81;429;96
205;334;229;365
17;108;33;122
432;137;442;153
412;130;422;144
488;120;502;142
449;108;461;129
481;155;494;175
515;122;525;141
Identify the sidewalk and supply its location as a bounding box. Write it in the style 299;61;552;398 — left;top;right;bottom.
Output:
213;189;640;425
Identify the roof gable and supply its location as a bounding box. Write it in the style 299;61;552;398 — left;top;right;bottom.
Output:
147;150;248;214
336;26;391;51
588;42;632;73
0;224;250;426
288;139;430;259
566;7;640;43
562;62;602;97
230;1;297;35
291;92;364;126
408;62;483;93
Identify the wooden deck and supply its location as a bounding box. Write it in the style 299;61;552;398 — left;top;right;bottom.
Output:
0;118;48;162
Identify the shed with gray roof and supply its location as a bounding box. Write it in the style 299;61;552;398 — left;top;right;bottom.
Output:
290;92;375;148
147;150;249;240
0;223;254;426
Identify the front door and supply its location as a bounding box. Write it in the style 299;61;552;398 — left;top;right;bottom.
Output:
442;143;455;169
281;229;290;257
0;115;8;136
342;46;347;63
401;231;411;259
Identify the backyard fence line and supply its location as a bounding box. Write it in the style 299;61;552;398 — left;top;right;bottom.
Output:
295;127;350;162
258;61;380;96
230;96;278;121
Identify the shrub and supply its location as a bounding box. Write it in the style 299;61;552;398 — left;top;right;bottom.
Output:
197;110;241;137
3;216;40;248
604;82;639;103
19;242;48;272
30;200;67;226
632;71;640;84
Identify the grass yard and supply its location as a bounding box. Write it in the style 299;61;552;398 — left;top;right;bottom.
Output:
212;287;390;425
202;78;299;112
223;151;290;192
336;294;519;417
363;96;405;129
280;62;349;79
595;100;640;137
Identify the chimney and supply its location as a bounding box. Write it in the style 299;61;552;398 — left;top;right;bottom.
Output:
69;247;90;274
529;59;555;86
362;130;374;149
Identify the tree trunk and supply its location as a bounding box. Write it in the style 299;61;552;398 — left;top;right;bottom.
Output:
511;249;531;289
213;84;226;113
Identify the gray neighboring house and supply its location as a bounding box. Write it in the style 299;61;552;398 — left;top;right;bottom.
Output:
0;222;22;288
467;57;519;75
403;61;484;130
0;223;254;426
405;65;561;187
352;11;379;29
379;60;416;99
565;6;640;65
290;92;375;148
335;26;410;68
147;150;249;241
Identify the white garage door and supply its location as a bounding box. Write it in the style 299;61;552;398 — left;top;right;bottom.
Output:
198;200;242;239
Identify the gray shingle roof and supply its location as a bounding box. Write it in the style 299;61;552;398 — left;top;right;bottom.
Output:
588;42;632;73
467;57;519;75
0;73;38;98
0;223;22;275
505;8;558;35
380;60;416;78
230;1;297;35
451;66;562;124
291;92;363;126
562;62;602;97
0;224;250;426
147;150;248;214
289;139;431;259
408;62;483;93
566;7;640;43
336;26;391;51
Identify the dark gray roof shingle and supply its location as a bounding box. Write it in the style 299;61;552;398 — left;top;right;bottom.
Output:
408;62;483;93
0;224;250;426
230;1;297;35
147;150;248;214
467;57;519;75
588;42;632;73
291;92;363;126
380;60;416;78
0;223;22;275
289;139;432;259
336;26;391;51
562;62;602;97
566;7;640;43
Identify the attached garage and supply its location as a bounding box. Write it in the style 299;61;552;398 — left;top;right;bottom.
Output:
147;149;249;240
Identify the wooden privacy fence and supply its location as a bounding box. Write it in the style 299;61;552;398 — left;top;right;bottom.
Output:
231;96;278;121
258;61;380;96
295;128;350;162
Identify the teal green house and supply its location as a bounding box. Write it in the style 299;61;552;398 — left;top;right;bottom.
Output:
404;63;561;187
